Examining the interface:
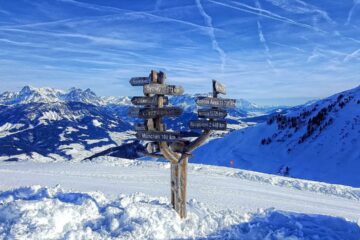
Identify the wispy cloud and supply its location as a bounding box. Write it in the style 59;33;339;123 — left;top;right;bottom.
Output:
307;47;348;63
155;0;162;10
0;8;10;15
0;28;157;49
255;0;275;71
195;0;226;71
57;0;129;13
209;0;325;33
56;0;217;33
270;42;306;53
345;0;360;25
343;48;360;62
0;38;40;47
264;0;334;25
257;20;275;70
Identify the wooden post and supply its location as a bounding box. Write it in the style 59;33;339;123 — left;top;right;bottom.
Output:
154;71;181;216
179;156;188;218
170;155;188;218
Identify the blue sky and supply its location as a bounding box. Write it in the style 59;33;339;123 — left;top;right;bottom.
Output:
0;0;359;105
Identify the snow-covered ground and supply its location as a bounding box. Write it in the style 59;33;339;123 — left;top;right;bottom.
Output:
0;158;359;239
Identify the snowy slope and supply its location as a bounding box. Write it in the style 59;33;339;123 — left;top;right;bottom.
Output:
192;86;360;187
0;159;359;239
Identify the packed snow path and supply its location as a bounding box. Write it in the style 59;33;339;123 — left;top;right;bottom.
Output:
0;158;359;224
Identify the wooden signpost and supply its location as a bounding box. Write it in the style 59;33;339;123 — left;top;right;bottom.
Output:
134;123;147;131
144;83;184;95
136;131;180;142
140;107;183;118
131;96;169;106
196;97;236;108
198;109;227;119
130;77;150;86
128;71;236;219
189;120;227;130
213;80;226;95
128;107;182;118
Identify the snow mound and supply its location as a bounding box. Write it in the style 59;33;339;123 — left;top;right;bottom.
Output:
0;186;359;240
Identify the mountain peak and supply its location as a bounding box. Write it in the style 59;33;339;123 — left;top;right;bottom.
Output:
20;85;33;92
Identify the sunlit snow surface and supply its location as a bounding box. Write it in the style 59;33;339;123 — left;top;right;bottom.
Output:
0;158;359;239
0;186;359;240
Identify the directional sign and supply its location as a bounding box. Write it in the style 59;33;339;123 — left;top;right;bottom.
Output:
189;120;227;130
128;107;140;117
144;83;184;96
196;97;236;108
128;107;182;118
198;109;227;119
131;96;168;106
145;142;160;154
134;123;147;131
136;131;180;142
139;107;183;118
213;80;226;95
130;77;150;86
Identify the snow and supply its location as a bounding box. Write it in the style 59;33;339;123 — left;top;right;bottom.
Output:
39;111;62;122
0;185;359;240
85;138;109;144
1;159;360;221
0;123;25;137
92;119;103;127
0;158;359;238
108;131;135;145
193;86;360;187
58;143;90;160
59;127;79;141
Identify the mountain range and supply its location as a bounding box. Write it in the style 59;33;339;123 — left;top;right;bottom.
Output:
1;85;359;186
0;86;268;162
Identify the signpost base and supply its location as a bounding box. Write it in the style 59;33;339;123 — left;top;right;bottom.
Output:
171;157;188;219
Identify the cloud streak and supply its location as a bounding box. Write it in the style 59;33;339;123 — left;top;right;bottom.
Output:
345;0;360;25
209;0;360;45
343;48;360;62
155;0;162;10
195;0;226;71
0;8;10;15
264;0;334;25
56;0;218;33
209;0;325;33
257;20;275;70
255;0;275;71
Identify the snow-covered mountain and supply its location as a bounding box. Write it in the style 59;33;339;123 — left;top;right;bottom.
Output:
193;85;360;187
0;86;265;162
0;86;130;106
0;86;136;162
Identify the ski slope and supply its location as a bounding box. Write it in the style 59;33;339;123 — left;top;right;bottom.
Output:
0;158;360;239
